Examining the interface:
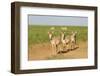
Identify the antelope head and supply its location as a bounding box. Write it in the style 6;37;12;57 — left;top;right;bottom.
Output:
48;31;54;40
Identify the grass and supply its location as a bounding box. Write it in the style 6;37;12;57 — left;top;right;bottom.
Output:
28;25;88;46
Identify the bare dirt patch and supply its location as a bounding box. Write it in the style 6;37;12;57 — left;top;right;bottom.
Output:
28;42;88;60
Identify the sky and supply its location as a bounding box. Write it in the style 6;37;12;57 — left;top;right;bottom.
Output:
28;15;88;26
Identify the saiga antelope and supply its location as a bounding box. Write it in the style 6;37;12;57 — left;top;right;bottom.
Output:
61;31;70;51
70;31;77;50
48;31;60;55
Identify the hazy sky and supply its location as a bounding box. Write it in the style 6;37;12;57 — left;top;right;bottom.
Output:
28;15;88;26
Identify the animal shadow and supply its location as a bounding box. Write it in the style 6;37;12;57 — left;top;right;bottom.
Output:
58;49;70;54
58;46;79;54
70;46;79;51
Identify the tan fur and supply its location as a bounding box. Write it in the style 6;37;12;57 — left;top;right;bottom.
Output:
70;31;77;49
48;31;60;55
61;32;70;51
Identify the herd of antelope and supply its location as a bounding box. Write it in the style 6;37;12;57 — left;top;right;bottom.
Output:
48;30;78;55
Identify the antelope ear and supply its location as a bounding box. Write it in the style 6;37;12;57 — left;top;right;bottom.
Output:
75;31;77;34
48;31;50;34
